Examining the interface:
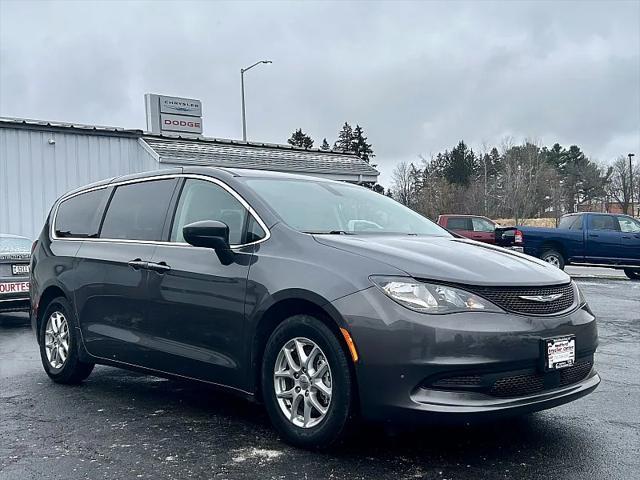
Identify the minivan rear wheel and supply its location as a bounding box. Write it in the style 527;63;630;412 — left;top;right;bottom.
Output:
39;297;94;384
261;315;353;449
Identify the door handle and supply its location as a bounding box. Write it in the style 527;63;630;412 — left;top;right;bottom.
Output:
147;261;171;273
127;259;148;270
588;234;599;238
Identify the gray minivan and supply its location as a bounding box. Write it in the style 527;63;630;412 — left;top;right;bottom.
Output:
31;167;600;448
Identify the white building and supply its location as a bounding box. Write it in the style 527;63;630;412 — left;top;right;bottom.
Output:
0;117;379;239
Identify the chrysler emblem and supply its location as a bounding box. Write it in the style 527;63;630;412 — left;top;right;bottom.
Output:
519;293;563;303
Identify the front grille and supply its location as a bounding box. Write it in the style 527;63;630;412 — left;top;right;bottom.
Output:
490;360;593;398
425;359;594;398
431;375;482;388
490;372;545;397
560;360;594;387
469;283;575;315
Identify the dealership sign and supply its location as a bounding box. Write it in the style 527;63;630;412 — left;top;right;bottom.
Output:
145;93;203;136
160;113;203;134
159;96;202;117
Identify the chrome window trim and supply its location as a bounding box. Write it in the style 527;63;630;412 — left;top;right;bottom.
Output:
50;173;271;249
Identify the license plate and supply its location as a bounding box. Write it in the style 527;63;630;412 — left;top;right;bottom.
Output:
0;281;30;295
545;336;575;370
12;264;30;275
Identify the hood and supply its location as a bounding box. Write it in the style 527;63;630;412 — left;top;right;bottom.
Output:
313;234;569;287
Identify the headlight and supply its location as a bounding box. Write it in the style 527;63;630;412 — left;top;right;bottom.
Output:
370;276;504;314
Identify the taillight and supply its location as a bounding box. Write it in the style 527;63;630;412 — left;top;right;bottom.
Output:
514;230;523;244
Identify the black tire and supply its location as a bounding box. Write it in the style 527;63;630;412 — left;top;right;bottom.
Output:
624;269;640;280
541;249;565;270
261;314;354;449
38;296;94;384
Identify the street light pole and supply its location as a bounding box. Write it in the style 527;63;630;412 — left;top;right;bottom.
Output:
241;70;246;142
629;153;636;217
240;60;272;142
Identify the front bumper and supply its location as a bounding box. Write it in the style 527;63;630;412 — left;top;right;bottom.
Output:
406;369;599;418
331;286;599;423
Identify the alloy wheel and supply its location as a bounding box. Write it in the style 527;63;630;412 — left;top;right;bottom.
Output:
273;337;333;428
45;311;70;369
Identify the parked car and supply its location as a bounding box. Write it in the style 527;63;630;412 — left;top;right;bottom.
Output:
437;214;522;250
519;212;640;279
31;168;600;448
0;233;31;313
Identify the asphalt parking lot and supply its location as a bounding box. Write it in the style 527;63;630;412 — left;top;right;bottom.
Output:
1;275;638;480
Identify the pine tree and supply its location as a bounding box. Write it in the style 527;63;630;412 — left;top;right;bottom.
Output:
542;143;566;173
287;128;314;149
333;122;354;152
320;138;330;151
350;125;375;164
443;140;478;186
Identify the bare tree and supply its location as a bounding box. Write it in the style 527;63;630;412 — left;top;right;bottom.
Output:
391;161;413;206
607;156;639;214
500;141;553;224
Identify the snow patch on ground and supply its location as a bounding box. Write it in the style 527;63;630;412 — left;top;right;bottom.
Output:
231;447;283;463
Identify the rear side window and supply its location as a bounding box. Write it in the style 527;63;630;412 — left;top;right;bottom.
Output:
570;216;583;230
170;179;249;245
558;216;574;229
447;217;471;230
558;215;582;230
55;188;110;238
100;179;178;241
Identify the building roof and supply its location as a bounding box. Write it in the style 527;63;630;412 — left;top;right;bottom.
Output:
0;116;143;137
0;116;379;182
141;136;379;180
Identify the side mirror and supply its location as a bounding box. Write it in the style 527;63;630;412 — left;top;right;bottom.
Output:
183;220;234;264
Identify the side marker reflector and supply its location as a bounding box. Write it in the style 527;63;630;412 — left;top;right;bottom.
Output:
340;327;359;363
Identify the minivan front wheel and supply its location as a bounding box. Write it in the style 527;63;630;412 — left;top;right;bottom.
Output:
39;297;94;384
261;315;353;449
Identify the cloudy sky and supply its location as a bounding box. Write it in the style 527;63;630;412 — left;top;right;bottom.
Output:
1;0;638;185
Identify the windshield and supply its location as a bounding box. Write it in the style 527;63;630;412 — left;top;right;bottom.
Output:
245;178;450;236
0;236;32;253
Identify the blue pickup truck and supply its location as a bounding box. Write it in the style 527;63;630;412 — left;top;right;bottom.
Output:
519;212;640;280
